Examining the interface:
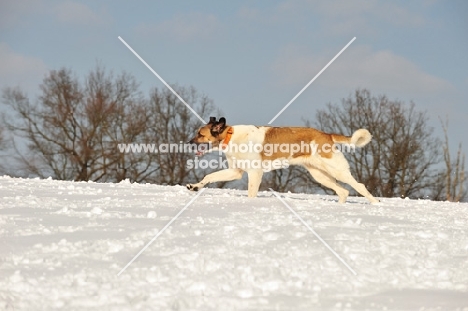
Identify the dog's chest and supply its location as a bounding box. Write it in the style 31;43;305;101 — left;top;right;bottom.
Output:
223;125;267;160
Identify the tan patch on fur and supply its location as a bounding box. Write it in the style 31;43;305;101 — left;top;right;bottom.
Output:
261;127;336;160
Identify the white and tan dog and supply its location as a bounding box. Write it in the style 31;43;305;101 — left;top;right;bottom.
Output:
187;117;378;204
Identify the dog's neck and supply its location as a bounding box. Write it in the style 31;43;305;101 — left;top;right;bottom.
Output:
219;126;233;149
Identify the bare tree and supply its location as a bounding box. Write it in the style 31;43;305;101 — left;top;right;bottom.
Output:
2;66;218;185
313;89;441;199
3;67;145;181
121;86;217;185
261;167;300;192
432;118;467;202
0;126;5;174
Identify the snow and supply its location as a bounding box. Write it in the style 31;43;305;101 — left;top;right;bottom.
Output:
1;175;468;310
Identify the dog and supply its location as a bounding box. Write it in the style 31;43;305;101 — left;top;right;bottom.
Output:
187;117;379;204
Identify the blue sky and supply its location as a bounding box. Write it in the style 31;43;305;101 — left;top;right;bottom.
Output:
1;0;467;149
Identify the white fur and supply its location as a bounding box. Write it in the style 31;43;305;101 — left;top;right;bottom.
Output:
351;129;372;147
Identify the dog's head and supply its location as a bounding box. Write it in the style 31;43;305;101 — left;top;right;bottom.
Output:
189;116;227;148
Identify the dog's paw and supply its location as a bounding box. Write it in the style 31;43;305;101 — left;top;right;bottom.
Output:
186;184;199;191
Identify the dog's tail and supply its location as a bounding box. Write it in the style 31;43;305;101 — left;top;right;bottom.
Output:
331;129;372;148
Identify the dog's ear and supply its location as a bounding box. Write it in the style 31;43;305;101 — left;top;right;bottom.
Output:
208;117;217;124
211;117;226;135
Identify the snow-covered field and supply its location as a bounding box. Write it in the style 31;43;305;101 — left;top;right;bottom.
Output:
1;176;468;310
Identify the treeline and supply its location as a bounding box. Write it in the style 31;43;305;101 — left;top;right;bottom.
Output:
1;66;216;185
261;89;466;202
1;67;466;201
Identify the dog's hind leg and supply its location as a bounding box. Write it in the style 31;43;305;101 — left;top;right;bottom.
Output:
306;166;349;203
247;169;263;198
318;153;379;204
333;170;379;204
187;168;244;191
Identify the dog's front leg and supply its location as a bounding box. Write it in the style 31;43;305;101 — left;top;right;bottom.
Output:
247;169;263;198
187;168;244;191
